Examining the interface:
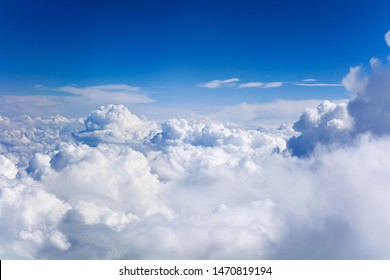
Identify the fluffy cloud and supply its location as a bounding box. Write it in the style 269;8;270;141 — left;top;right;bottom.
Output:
288;35;390;156
2;31;390;259
385;30;390;47
1;98;390;259
346;63;390;135
287;101;352;156
73;104;158;146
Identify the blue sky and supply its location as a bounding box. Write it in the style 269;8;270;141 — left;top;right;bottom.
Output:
1;0;390;116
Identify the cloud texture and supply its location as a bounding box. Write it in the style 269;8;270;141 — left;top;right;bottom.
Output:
2;32;390;260
1;89;390;259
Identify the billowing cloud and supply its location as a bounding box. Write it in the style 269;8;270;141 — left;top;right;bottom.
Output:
198;78;239;89
288;31;390;156
287;101;352;156
346;62;390;135
2;30;390;260
1;97;390;259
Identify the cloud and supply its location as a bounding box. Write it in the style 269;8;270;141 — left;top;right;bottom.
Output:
239;82;283;88
238;82;264;88
207;99;332;129
53;84;155;104
346;62;390;135
288;31;390;156
73;104;158;146
385;30;390;47
0;84;156;117
295;83;343;87
3;30;390;260
198;78;239;89
287;100;352;156
2;96;390;259
0;155;18;179
302;78;317;82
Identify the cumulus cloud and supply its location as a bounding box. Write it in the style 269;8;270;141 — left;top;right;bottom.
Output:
198;78;239;89
73;104;158;146
2;30;390;260
288;30;390;156
2;104;390;259
287;101;352;156
346;62;390;135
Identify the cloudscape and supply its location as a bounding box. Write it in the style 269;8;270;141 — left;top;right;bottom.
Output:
1;0;390;259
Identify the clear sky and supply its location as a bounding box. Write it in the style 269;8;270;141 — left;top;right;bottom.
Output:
1;0;390;116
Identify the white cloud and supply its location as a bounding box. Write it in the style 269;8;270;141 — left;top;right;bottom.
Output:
73;104;158;146
385;30;390;47
207;99;332;129
238;82;264;88
3;31;390;259
342;66;368;94
198;78;239;88
54;84;155;104
287;100;352;156
0;155;18;179
263;82;283;88
347;61;390;135
2;99;390;259
295;83;343;87
239;81;283;89
302;78;317;82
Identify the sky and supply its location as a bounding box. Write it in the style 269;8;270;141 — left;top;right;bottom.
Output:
2;0;390;260
1;0;390;117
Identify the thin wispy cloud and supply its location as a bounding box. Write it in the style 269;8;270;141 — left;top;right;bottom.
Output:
198;78;239;89
302;78;317;82
43;84;155;104
295;82;343;87
239;81;283;88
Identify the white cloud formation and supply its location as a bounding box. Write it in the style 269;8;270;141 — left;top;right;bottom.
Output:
287;100;352;156
73;104;158;146
385;30;390;47
198;78;239;89
346;62;390;135
2;30;390;260
2;104;390;259
0;155;18;179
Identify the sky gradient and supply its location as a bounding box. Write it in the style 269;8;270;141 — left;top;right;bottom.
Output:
1;0;390;115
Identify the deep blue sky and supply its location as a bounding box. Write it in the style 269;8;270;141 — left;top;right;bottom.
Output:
1;0;390;113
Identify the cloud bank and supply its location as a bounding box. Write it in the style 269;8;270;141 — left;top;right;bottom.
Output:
1;31;390;260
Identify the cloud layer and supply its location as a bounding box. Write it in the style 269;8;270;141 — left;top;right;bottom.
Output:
1;31;390;260
1;89;390;259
